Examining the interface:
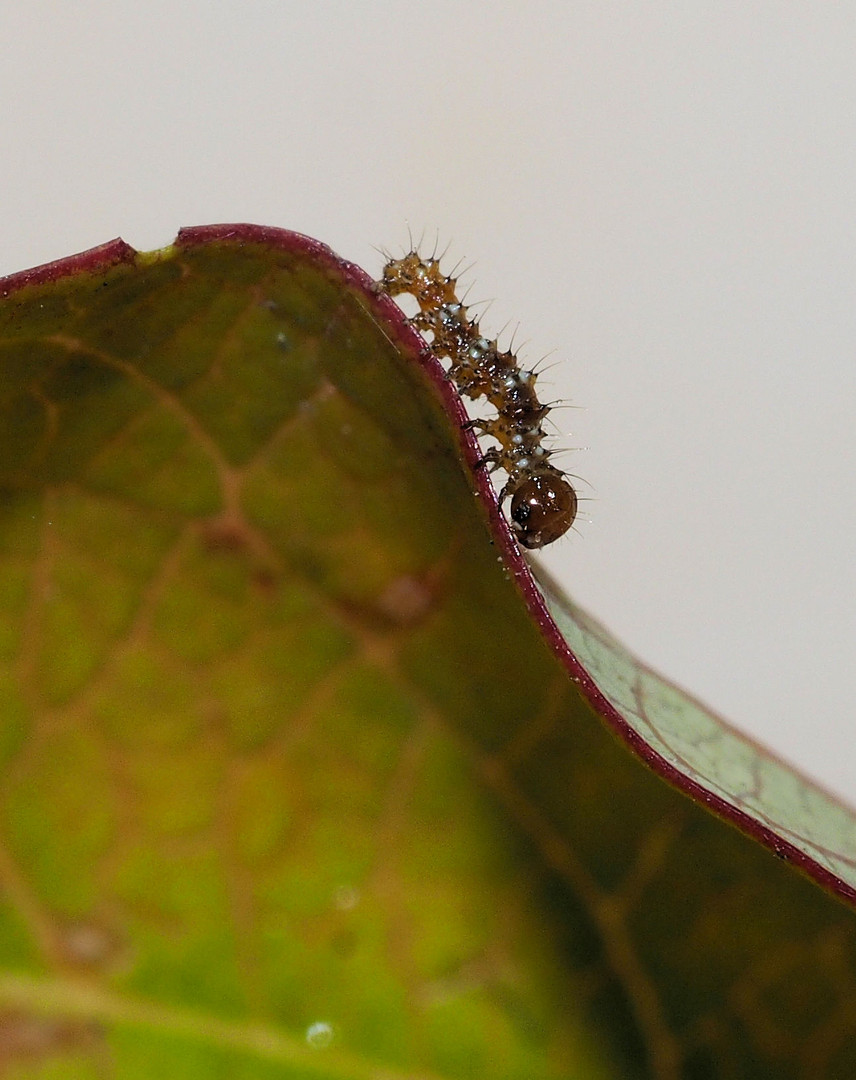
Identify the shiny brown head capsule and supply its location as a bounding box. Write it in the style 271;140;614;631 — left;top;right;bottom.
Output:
508;472;578;549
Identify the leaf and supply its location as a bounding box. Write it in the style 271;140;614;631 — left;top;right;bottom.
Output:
0;223;855;1078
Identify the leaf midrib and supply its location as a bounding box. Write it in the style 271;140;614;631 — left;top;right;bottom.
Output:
0;972;444;1080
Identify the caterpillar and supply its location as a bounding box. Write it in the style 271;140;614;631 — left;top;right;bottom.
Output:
378;250;578;549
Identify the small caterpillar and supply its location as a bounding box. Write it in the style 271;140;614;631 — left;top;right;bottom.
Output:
378;250;578;548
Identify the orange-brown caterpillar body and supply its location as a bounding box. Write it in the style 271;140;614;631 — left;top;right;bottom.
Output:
379;251;578;548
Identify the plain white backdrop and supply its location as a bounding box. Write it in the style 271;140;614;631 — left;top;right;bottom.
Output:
2;3;855;801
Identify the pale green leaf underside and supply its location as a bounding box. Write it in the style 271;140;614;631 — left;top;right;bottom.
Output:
540;579;856;892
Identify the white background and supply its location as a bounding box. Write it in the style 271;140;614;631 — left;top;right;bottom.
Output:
2;3;855;802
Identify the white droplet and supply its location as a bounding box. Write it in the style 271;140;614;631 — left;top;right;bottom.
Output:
305;1021;334;1049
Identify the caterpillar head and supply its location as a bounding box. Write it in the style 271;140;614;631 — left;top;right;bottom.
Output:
507;471;577;549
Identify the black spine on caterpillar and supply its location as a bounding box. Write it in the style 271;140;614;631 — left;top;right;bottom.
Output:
379;252;578;548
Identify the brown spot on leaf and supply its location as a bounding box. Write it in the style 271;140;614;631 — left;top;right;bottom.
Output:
252;565;278;597
0;1011;101;1071
376;575;435;627
198;515;279;596
198;516;253;554
59;920;120;970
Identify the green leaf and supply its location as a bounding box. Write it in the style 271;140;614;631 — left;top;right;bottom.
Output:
1;224;855;1079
